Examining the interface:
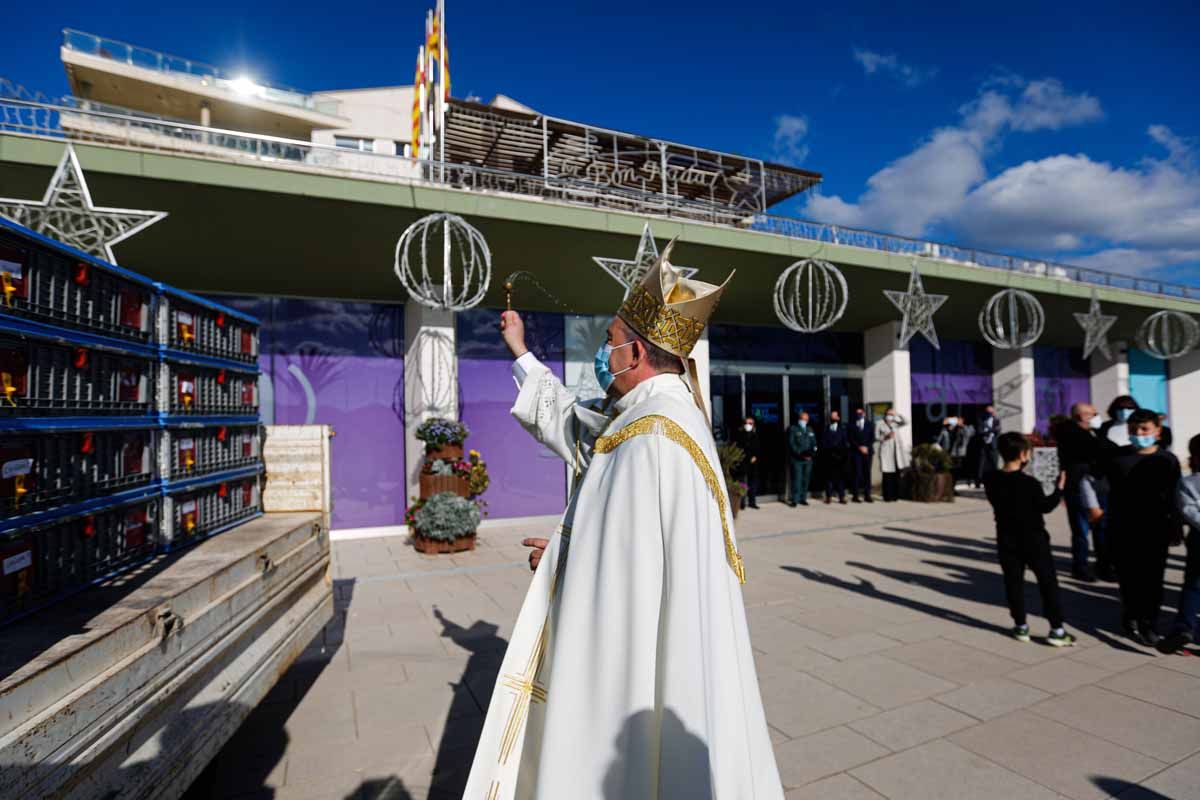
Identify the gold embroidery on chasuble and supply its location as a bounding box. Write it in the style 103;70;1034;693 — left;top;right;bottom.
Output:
594;415;746;583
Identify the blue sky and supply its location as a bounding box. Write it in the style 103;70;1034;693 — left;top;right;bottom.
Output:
7;0;1200;286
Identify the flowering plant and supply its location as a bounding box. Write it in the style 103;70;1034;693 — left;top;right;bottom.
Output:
467;449;490;497
415;418;470;448
412;491;481;541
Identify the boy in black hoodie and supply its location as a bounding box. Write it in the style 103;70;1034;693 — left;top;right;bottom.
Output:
983;432;1075;646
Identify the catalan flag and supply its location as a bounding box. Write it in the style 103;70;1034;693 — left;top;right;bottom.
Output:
429;7;450;100
411;46;424;153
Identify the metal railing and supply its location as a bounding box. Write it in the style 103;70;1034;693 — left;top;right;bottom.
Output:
1;95;1197;303
61;29;338;115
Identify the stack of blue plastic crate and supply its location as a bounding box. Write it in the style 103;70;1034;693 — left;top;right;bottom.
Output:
0;217;263;624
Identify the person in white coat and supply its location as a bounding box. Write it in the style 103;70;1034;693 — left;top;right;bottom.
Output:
876;408;910;502
464;243;783;800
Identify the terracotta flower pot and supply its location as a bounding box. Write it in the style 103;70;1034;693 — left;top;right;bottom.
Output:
913;471;955;503
426;443;464;462
419;473;470;499
412;530;477;554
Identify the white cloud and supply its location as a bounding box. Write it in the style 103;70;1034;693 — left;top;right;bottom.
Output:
852;48;937;88
807;78;1100;236
772;114;810;165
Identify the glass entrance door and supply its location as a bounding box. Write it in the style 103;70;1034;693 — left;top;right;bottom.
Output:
713;368;864;501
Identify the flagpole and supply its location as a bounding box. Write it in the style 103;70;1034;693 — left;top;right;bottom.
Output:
438;0;447;183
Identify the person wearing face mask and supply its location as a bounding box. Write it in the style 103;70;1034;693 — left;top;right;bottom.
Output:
786;411;818;506
1099;396;1138;448
477;242;784;799
1157;433;1200;655
983;432;1075;647
847;408;876;503
875;408;909;502
1056;403;1110;582
821;411;850;504
936;416;973;486
732;415;762;510
1102;409;1183;647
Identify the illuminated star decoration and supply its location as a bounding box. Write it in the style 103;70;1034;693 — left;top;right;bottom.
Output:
592;222;697;298
0;144;166;264
1073;290;1118;361
884;260;949;350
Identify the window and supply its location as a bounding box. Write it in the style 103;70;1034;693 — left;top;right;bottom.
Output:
334;136;373;152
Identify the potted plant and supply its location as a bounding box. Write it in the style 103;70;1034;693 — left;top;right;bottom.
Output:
420;456;472;498
909;443;955;502
410;491;482;554
416;418;470;461
718;442;748;519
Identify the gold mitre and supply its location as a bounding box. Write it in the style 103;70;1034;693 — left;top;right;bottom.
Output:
617;239;733;358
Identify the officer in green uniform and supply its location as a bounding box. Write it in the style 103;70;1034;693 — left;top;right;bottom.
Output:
787;411;819;506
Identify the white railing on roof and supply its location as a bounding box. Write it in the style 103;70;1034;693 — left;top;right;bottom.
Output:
0;94;1196;303
60;29;338;115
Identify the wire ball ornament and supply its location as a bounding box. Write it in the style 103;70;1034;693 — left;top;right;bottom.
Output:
772;258;849;333
978;288;1046;349
1136;310;1200;360
394;213;492;311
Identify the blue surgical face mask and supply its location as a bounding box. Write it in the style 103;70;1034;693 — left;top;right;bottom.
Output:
798;419;808;427
594;341;634;393
1117;408;1134;422
1131;434;1157;449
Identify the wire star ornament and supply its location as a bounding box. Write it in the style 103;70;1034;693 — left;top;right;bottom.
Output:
1073;290;1118;361
0;145;167;264
592;222;697;298
884;260;949;350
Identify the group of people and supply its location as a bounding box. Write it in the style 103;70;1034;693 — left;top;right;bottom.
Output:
985;396;1200;655
934;405;1002;488
731;406;911;508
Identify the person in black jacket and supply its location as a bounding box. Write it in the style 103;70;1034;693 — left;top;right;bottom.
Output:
983;432;1075;646
821;412;850;504
1103;409;1183;645
847;408;876;503
732;416;761;510
1055;403;1110;582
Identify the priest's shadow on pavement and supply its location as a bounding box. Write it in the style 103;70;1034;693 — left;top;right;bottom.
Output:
182;583;509;800
783;524;1156;653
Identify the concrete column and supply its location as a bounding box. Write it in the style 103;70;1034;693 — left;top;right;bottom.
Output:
1090;340;1129;419
1167;347;1200;463
403;301;458;495
692;327;712;421
993;347;1036;434
864;321;912;486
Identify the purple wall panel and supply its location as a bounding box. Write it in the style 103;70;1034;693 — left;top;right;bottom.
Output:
457;309;566;520
212;296;407;530
1034;346;1090;436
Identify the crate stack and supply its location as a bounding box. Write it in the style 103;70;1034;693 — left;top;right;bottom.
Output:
0;217;263;625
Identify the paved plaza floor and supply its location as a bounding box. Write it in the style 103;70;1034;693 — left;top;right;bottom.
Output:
185;494;1200;800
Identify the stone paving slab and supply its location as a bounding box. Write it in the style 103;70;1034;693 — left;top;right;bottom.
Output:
183;497;1200;800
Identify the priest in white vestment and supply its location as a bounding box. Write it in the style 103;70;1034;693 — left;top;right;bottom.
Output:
464;243;784;800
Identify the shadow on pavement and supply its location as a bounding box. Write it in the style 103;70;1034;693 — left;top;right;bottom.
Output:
1092;776;1174;798
784;523;1158;654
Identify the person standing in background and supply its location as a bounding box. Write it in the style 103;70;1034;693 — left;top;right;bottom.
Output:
1158;434;1200;654
787;411;818;506
733;415;761;510
1099;396;1138;448
848;408;876;503
1056;403;1108;582
937;417;973;486
821;411;850;505
1103;409;1183;646
876;408;909;502
974;405;1001;488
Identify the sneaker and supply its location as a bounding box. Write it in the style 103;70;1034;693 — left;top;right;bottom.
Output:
1156;630;1194;655
1139;623;1161;647
1011;625;1031;642
1072;568;1097;583
1047;629;1077;647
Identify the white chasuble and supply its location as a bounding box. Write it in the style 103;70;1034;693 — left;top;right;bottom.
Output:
464;359;784;800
